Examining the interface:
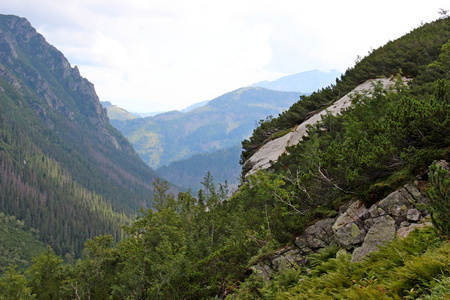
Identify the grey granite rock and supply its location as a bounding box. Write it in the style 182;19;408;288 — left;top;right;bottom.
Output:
351;215;396;262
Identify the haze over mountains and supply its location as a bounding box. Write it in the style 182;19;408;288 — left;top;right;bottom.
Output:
252;69;341;92
103;69;341;117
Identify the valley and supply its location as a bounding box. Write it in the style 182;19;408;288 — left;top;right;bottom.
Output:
105;71;341;191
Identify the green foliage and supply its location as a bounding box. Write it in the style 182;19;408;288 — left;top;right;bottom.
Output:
26;247;66;299
426;161;450;237
66;235;119;299
224;274;265;300
423;277;450;300
0;266;35;300
428;39;450;76
307;245;340;270
0;212;45;273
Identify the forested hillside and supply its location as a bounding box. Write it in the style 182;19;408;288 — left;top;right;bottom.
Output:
0;15;449;300
156;145;242;192
0;14;161;258
0;212;44;273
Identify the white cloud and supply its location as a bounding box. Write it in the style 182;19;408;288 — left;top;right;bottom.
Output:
0;0;448;111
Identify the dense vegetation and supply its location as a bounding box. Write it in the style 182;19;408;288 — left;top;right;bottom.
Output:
0;15;161;258
0;212;44;273
241;16;450;166
1;14;450;300
0;162;448;299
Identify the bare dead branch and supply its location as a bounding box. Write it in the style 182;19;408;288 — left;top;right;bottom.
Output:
317;163;357;195
273;191;305;215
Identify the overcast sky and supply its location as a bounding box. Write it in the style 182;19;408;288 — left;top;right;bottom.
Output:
1;1;448;112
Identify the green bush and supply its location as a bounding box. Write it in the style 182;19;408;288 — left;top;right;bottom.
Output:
426;161;450;237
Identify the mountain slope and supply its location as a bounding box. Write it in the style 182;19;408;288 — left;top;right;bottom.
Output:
111;87;301;170
241;17;450;167
156;145;242;192
0;14;160;257
244;78;406;175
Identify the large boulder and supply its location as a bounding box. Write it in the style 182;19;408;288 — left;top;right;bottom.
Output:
332;201;367;248
351;215;396;262
294;217;337;254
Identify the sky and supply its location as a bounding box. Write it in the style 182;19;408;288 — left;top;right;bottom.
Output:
0;1;448;112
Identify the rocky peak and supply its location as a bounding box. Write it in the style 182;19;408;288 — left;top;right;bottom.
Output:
0;14;125;152
0;14;108;125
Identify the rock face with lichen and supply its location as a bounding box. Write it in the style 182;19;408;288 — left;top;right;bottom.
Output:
251;180;431;278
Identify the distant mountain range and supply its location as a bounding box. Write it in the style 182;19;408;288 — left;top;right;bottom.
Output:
110;87;300;169
252;69;341;92
106;87;299;189
103;69;341;119
104;70;343;191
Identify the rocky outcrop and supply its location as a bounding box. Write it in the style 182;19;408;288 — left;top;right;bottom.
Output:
351;215;396;262
251;180;431;278
244;78;408;176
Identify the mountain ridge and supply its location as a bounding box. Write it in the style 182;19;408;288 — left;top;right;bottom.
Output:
111;86;301;170
0;14;161;257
